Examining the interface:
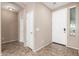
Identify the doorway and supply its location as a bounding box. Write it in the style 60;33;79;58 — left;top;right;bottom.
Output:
1;2;26;55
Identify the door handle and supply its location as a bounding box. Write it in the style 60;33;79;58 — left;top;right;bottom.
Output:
64;28;66;33
64;28;66;31
30;32;32;34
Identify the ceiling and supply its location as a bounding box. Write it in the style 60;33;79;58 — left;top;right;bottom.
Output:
1;2;70;12
19;2;70;10
22;2;70;10
1;2;23;12
43;2;70;10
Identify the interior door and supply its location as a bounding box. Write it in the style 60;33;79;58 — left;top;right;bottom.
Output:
52;8;67;45
26;11;34;48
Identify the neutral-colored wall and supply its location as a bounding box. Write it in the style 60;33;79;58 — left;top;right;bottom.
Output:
0;2;1;55
67;3;79;50
33;3;52;51
1;9;18;44
77;3;79;50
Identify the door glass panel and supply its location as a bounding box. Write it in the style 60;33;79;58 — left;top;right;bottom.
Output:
70;7;76;35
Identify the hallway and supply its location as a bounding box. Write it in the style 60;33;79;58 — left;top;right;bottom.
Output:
1;2;79;56
2;41;79;56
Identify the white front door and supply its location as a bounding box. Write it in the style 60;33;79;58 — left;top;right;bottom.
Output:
52;8;67;45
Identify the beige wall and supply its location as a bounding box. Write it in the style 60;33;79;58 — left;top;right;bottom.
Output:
1;9;18;44
33;3;52;50
67;3;79;50
0;2;1;55
77;3;79;50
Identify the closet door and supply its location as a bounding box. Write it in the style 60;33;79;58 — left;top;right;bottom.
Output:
26;11;34;49
52;8;67;45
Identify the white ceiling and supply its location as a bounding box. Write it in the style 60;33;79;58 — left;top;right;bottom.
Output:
1;2;22;12
1;2;70;12
19;2;70;10
21;2;70;10
43;2;70;10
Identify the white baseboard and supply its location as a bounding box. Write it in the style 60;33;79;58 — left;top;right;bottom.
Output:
2;40;17;44
19;39;24;43
32;41;52;52
66;45;79;50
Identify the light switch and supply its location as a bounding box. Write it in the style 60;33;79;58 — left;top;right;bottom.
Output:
36;28;40;31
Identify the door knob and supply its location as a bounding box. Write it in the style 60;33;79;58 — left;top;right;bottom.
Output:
64;28;66;31
30;32;32;34
64;28;66;33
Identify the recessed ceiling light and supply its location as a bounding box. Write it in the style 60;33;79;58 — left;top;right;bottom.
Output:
7;6;15;11
9;8;13;11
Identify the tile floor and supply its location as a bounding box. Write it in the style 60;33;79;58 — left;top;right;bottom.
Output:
1;41;79;56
